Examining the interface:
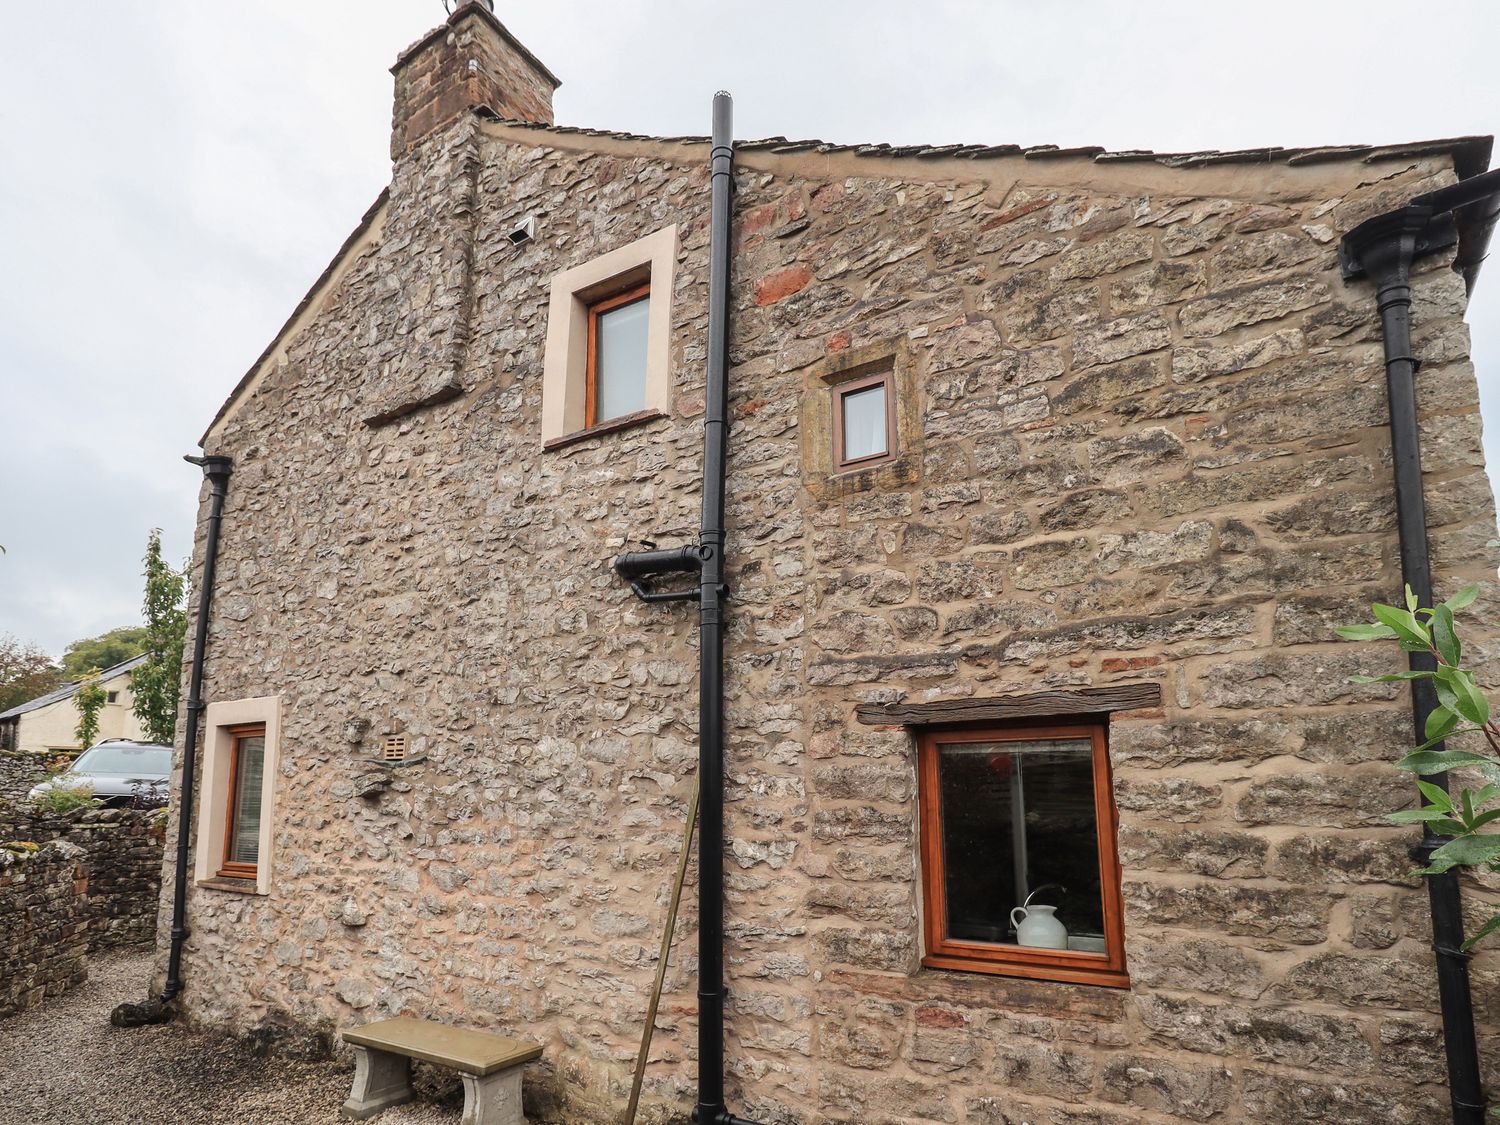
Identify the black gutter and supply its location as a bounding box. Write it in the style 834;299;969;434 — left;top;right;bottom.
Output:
1341;177;1500;1124
613;92;761;1125
111;454;232;1027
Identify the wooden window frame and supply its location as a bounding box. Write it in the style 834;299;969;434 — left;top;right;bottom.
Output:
584;280;652;429
832;368;897;472
917;721;1129;988
216;722;267;880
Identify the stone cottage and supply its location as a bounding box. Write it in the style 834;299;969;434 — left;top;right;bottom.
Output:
155;3;1500;1122
0;653;150;755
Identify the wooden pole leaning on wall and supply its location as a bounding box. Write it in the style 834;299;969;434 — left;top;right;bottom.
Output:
623;776;701;1125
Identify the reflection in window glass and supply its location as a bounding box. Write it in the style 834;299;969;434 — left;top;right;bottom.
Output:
227;734;265;866
594;294;650;423
935;738;1104;950
840;382;887;462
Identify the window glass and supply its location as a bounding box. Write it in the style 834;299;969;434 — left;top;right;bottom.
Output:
594;294;650;423
935;736;1104;952
840;382;888;463
226;734;265;867
74;744;171;775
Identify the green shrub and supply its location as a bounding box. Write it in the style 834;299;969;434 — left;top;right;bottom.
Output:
30;778;100;814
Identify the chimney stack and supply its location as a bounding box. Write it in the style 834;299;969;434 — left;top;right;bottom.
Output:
390;2;561;160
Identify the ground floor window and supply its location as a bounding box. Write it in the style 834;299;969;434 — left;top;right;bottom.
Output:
917;721;1128;987
216;723;266;879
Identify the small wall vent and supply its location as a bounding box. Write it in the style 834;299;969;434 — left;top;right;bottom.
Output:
381;735;408;763
507;215;536;246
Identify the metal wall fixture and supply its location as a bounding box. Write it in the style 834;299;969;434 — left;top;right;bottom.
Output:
1340;164;1500;1125
613;93;762;1125
507;215;537;246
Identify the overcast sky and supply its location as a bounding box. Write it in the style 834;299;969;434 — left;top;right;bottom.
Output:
2;1;1498;657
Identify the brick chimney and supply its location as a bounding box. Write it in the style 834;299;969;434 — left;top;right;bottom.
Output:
390;2;561;159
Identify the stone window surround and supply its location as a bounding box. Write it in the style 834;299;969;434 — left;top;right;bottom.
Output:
194;695;282;896
799;337;921;501
541;225;678;448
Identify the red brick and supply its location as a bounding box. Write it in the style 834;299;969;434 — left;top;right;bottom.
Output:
754;265;812;306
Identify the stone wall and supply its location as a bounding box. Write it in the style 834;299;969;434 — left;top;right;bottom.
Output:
1;806;164;951
163;109;1500;1125
0;749;48;805
0;838;89;1018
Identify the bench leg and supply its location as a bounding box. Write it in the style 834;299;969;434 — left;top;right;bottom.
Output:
460;1067;525;1125
341;1045;414;1120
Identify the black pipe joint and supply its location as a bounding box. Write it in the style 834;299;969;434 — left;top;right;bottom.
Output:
614;545;704;580
693;1107;764;1125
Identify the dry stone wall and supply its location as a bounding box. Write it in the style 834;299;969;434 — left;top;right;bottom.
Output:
164;115;1500;1125
0;839;89;1018
1;806;164;950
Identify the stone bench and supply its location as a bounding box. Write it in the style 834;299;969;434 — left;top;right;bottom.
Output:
340;1016;543;1125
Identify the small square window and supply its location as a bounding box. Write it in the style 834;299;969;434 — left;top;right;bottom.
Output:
586;281;651;427
918;722;1128;987
106;691;119;704
833;370;896;471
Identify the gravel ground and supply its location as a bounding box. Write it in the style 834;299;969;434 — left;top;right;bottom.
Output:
0;947;462;1125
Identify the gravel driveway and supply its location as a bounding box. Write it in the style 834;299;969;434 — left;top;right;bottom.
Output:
0;947;461;1125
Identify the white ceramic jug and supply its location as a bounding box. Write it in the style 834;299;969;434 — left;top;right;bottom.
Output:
1010;903;1069;949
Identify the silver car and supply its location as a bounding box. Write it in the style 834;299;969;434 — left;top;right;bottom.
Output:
28;739;172;807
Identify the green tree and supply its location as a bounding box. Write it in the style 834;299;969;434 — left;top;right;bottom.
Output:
0;634;62;712
131;529;188;745
74;673;107;749
60;626;149;677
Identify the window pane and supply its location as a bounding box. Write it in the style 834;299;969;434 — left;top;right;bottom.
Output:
840;383;888;462
595;295;649;422
936;738;1104;952
227;735;265;866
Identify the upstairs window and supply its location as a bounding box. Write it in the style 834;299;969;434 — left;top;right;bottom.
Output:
217;723;266;880
586;281;651;427
833;369;895;471
917;721;1128;987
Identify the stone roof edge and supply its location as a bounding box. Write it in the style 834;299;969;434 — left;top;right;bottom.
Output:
0;654;150;721
476;111;1491;177
200;188;391;447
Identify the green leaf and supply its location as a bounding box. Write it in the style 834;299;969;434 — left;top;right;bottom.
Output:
1470;782;1500;807
1415;834;1500;875
1432;604;1461;666
1397;749;1497;775
1407;584;1420;612
1417;779;1454;812
1461;911;1500;952
1410;724;1482;754
1426;706;1459;742
1336;623;1399;641
1454;671;1491;726
1372;603;1431;647
1463;788;1477;824
1388;807;1465;826
1349;671;1435;684
1470;807;1500;831
1445;585;1482;613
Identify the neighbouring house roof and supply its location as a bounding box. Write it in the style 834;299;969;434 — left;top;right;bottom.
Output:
0;654;148;721
198;112;1494;446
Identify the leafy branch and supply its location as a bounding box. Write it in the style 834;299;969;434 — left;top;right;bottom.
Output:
1339;583;1500;948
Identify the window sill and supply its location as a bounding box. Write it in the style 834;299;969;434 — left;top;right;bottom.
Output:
922;951;1130;990
543;409;666;452
197;876;262;896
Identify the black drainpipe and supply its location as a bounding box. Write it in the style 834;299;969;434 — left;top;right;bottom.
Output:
113;454;232;1026
1340;169;1500;1125
613;93;761;1125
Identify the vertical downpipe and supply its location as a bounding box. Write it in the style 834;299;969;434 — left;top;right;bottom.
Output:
695;90;736;1125
162;454;233;1003
1346;209;1486;1125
